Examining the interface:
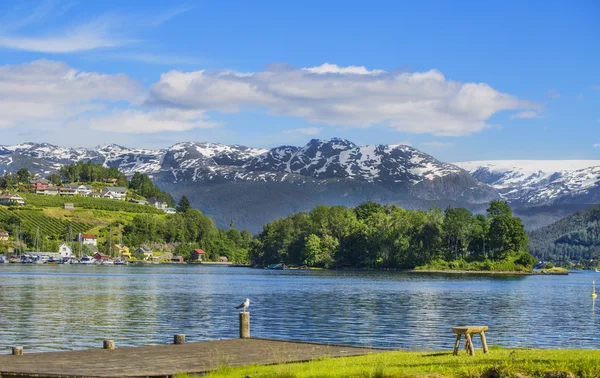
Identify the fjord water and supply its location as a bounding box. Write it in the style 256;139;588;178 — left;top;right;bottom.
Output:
0;265;597;352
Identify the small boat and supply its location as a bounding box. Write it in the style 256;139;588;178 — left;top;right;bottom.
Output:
79;254;96;265
114;259;128;266
46;257;61;265
266;263;289;270
102;260;114;266
9;255;21;264
595;268;599;273
0;255;7;264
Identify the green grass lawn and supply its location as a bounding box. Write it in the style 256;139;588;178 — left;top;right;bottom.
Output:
183;348;600;378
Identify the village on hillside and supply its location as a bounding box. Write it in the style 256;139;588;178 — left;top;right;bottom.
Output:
0;165;236;266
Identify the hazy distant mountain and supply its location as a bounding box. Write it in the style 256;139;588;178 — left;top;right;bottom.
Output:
528;203;600;262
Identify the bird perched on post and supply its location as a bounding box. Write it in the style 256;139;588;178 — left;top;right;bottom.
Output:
235;298;251;312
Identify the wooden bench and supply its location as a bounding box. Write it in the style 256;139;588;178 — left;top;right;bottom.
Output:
452;326;489;356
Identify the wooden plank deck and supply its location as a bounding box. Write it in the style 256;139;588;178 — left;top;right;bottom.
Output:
0;338;386;378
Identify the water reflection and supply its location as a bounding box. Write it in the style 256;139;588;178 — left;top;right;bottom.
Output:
0;266;598;352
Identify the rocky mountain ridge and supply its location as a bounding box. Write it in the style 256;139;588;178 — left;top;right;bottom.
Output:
3;139;598;232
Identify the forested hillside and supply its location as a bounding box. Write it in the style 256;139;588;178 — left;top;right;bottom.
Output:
251;200;534;271
528;204;600;265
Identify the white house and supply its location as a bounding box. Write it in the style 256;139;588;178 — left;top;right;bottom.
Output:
0;194;25;206
134;247;153;261
79;233;97;246
0;229;8;241
36;187;59;196
147;197;168;210
62;184;93;196
58;243;73;259
101;187;127;200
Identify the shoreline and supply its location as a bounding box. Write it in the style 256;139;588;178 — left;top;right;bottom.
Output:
409;269;534;275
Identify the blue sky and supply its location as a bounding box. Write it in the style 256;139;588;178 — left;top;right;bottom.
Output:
0;0;598;162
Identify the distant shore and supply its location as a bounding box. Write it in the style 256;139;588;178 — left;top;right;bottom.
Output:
410;269;568;275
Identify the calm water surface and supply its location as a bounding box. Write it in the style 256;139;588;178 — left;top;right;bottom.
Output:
0;265;598;352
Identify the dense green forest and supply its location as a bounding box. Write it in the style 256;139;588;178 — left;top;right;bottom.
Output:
118;206;253;262
250;200;534;271
58;161;127;186
528;204;600;266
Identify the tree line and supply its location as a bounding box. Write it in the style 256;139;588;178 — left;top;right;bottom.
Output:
118;203;252;263
528;204;600;266
249;200;534;270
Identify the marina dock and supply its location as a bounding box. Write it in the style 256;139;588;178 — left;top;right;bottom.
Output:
0;338;384;378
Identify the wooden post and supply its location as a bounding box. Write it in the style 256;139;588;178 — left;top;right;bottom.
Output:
239;311;250;339
12;347;23;356
452;334;461;355
479;331;489;353
465;334;475;356
103;340;115;350
174;334;186;344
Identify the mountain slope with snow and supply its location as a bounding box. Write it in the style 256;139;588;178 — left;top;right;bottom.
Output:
0;139;502;231
455;160;600;205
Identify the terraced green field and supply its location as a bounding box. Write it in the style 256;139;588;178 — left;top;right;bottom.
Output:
0;206;92;236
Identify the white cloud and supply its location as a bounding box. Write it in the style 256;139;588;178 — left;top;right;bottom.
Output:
147;64;538;136
594;143;600;148
590;85;600;90
419;141;454;148
284;127;322;135
546;89;561;99
303;63;385;75
0;59;142;128
511;110;542;119
84;109;218;133
0;59;218;136
0;3;190;53
0;13;131;53
0;60;541;141
576;94;584;100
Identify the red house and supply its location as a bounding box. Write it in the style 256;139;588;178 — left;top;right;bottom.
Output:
31;179;50;190
190;249;206;261
93;252;108;261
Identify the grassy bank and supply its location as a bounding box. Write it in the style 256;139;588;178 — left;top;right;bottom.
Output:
184;349;600;378
415;256;534;274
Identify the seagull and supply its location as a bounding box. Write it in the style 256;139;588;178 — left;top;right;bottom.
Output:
235;298;251;312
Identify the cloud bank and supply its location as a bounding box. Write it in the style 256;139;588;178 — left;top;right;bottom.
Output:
147;63;538;136
0;60;539;141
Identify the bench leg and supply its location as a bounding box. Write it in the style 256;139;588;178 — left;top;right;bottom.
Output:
453;334;461;355
479;331;489;353
465;334;475;356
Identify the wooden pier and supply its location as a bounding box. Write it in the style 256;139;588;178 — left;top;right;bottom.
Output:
0;338;384;378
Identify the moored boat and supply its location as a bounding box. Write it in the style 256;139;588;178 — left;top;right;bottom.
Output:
79;254;96;265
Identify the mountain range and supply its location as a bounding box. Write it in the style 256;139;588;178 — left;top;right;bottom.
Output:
1;139;599;232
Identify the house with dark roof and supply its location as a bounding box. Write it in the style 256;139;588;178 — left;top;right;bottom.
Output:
101;187;127;200
0;194;25;206
147;196;168;210
134;247;153;261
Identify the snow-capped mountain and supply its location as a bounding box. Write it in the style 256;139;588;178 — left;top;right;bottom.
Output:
0;138;500;231
0;138;494;202
455;160;600;205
